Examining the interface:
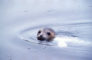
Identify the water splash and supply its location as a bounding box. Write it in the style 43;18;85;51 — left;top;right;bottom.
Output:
53;36;91;48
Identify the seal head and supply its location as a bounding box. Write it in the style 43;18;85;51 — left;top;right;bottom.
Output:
37;28;55;42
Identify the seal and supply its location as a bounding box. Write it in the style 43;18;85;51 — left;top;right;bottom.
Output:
37;28;55;42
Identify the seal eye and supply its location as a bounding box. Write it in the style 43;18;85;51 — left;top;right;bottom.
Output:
47;32;51;35
38;31;41;34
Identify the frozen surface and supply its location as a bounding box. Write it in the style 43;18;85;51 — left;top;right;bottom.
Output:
1;0;92;60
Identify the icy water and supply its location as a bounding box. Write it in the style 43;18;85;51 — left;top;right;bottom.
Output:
1;0;92;60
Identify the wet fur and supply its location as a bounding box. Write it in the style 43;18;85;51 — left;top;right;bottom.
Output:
37;28;55;42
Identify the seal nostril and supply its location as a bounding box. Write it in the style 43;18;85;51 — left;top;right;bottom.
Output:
40;35;43;38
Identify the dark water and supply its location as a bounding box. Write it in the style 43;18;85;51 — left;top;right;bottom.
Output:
1;0;92;60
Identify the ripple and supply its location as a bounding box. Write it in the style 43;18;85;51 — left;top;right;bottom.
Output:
18;23;92;48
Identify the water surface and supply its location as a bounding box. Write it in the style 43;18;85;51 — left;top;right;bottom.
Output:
1;0;92;60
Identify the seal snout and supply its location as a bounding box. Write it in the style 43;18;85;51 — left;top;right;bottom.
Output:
37;35;46;41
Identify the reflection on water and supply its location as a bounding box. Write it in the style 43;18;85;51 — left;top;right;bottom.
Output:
1;0;92;60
